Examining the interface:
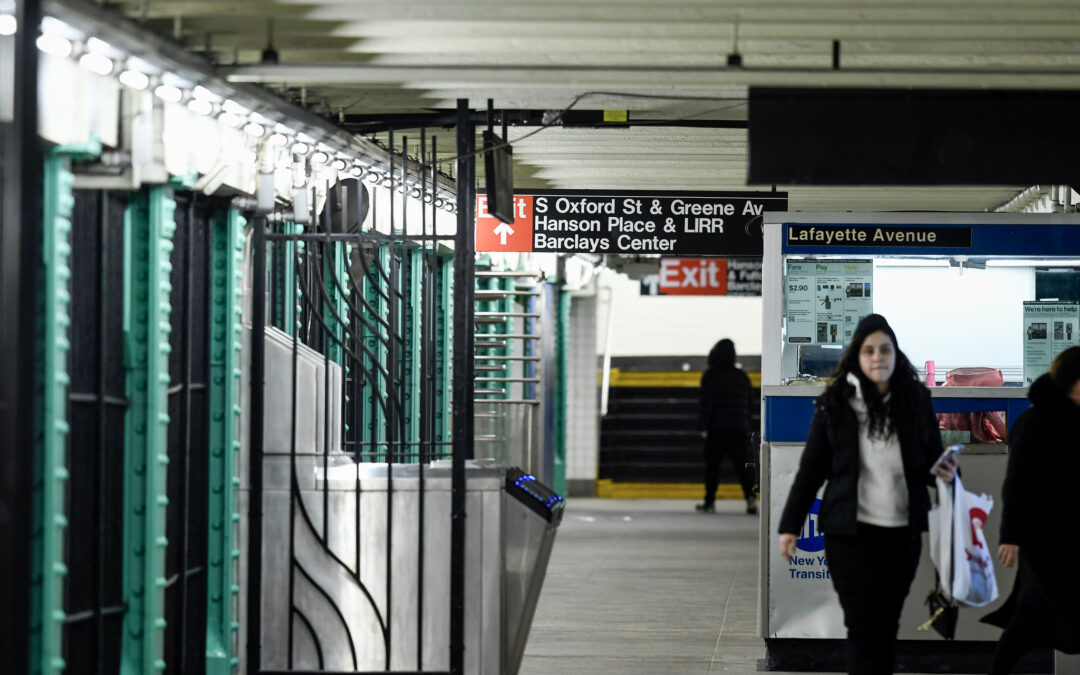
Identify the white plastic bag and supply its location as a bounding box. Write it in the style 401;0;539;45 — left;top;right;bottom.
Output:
928;475;999;607
928;476;955;600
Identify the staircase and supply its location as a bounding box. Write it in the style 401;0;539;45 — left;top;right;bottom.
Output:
600;385;701;482
473;268;545;477
598;357;761;498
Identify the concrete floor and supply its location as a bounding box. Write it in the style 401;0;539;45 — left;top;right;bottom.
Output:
518;498;1077;675
519;498;767;675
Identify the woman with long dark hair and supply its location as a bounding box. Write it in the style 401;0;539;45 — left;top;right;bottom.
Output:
777;313;957;675
982;346;1080;673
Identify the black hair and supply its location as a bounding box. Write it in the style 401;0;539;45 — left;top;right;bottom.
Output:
819;313;930;437
708;339;736;369
1050;345;1080;395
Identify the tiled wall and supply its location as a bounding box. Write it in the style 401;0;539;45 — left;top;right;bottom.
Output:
566;294;599;494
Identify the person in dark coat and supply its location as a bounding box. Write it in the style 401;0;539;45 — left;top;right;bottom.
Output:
696;338;757;514
982;346;1080;674
777;314;957;675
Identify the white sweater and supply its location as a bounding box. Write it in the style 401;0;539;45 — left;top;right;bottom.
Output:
846;372;909;527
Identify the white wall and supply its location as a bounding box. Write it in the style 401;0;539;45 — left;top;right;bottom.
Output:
591;262;1034;369
596;269;763;357
566;295;599;486
872;263;1034;377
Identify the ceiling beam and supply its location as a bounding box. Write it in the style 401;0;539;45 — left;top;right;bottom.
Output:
222;63;1080;90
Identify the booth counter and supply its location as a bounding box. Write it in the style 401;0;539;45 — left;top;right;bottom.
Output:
757;213;1080;672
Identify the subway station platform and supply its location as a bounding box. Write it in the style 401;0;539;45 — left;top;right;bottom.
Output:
518;498;1067;675
520;498;768;675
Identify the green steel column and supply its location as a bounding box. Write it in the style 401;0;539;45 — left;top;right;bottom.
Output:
205;210;245;674
270;229;282;330
279;224;298;336
402;247;423;459
120;186;176;675
271;222;301;335
272;223;298;336
342;242;352;441
500;276;514;400
324;240;348;364
30;149;78;675
292;226;304;337
434;254;454;452
360;244;390;460
553;287;570;496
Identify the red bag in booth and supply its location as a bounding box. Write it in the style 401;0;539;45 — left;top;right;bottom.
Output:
937;368;1006;443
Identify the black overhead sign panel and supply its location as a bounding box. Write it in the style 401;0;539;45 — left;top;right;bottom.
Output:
476;190;788;256
786;225;973;248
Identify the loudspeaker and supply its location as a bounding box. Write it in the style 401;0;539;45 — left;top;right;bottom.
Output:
323;178;370;233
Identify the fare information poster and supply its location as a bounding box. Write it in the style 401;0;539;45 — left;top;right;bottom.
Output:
1022;301;1080;384
785;260;873;345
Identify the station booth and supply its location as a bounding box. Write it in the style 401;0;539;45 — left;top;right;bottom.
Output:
757;212;1080;672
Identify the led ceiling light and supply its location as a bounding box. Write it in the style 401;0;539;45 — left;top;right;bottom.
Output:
221;99;248;117
291;142;310;155
84;36;112;53
153;84;183;103
331;159;347;171
218;112;242;127
118;69;149;90
0;15;16;36
187;98;212;115
243;122;265;137
79;52;113;75
36;33;72;57
364;172;381;184
192;85;220;102
350;166;364;178
268;133;289;147
312;151;329;164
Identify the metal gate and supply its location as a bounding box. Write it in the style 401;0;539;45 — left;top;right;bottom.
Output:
65;189;130;675
245;110;475;674
62;189;230;675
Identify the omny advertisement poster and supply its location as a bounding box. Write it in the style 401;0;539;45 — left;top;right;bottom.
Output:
1023;301;1080;384
476;190;788;255
785;260;873;346
769;445;845;638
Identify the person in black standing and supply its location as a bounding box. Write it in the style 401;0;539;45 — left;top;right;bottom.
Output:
982;346;1080;674
696;338;757;514
777;314;957;675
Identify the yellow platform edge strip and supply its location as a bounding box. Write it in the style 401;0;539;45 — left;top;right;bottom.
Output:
595;479;746;499
602;368;762;388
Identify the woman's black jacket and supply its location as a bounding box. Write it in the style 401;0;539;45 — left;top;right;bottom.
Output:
777;386;944;536
981;374;1080;652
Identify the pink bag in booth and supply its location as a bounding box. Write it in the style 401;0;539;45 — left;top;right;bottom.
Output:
938;368;1006;443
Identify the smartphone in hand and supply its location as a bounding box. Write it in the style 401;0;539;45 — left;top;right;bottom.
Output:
929;443;964;476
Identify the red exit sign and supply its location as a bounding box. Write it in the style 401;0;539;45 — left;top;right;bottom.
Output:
658;258;729;295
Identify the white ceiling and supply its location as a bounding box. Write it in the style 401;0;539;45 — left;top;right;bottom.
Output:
104;0;1080;211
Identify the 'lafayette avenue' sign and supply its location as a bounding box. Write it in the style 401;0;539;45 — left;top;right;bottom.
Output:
786;225;973;248
477;190;787;256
